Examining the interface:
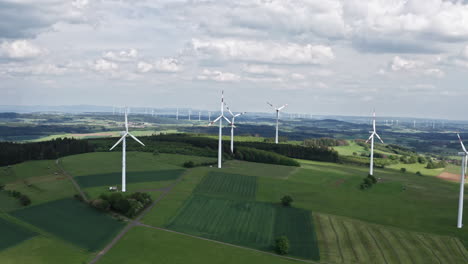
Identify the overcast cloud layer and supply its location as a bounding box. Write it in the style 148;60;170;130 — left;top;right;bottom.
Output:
1;0;468;119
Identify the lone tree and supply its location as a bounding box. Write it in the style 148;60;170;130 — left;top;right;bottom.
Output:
274;236;290;255
281;195;293;207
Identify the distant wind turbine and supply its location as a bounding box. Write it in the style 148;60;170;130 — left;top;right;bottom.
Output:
109;108;145;192
456;133;467;228
224;102;246;153
365;111;384;176
176;108;179;120
209;91;231;168
267;102;288;144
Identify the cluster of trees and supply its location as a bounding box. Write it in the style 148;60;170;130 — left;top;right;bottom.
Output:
0;138;94;166
281;195;293;207
304;138;349;147
90;192;152;218
233;147;300;167
426;160;447;169
360;175;377;190
274;236;290;255
1;188;31;206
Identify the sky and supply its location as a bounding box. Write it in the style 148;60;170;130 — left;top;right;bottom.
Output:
1;0;468;119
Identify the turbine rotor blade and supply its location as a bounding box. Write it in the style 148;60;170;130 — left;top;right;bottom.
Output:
110;134;127;150
128;133;145;146
458;133;468;153
224;103;234;116
365;133;374;143
223;115;231;124
277;104;288;111
234;112;246;117
209;116;222;126
266;102;274;108
375;133;384;144
124;108;129;132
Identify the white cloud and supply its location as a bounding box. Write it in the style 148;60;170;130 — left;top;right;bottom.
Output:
90;59;118;72
136;58;182;73
191;38;334;64
242;64;285;75
103;49;138;62
137;61;153;73
389;56;444;78
197;69;240;82
154;58;182;72
0;40;44;59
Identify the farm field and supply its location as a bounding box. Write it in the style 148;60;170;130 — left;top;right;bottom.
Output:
194;172;257;200
0;236;91;264
61;152;216;177
315;213;468;264
98;226;299;264
11;198;124;251
75;169;184;188
0;217;37;251
0;160;60;183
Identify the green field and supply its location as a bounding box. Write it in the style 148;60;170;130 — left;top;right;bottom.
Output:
315;213;468;264
0;217;37;251
98;226;299;264
194;172;257;200
11;198;124;251
61;152;215;177
0;160;60;183
0;236;91;264
75;169;184;188
0;192;21;211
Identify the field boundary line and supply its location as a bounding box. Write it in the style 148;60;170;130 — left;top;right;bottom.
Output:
137;223;325;264
88;169;187;264
55;159;88;202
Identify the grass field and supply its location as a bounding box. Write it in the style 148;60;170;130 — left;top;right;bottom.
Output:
98;226;299;264
315;213;468;264
0;192;21;211
0;217;37;251
11;198;124;251
75;169;184;188
62;152;216;177
0;236;91;264
386;162;443;177
194;172;258;200
0;160;59;183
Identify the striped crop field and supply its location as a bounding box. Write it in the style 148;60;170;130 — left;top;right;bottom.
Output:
314;213;468;264
194;172;257;200
167;195;319;260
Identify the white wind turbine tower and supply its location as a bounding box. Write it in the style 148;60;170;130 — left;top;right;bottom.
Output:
198;111;201;121
456;133;467;228
224;102;246;153
267;102;288;144
365;111;384;176
209;91;231;168
208;111;211;121
188;110;191;120
109;108;145;192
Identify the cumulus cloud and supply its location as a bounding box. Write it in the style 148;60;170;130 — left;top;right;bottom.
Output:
136;58;182;73
197;69;240;82
0;40;44;59
191;38;334;64
389;56;445;78
242;64;285;75
5;63;67;75
90;59;118;72
103;49;138;62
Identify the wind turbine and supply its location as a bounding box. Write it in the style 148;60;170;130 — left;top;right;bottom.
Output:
456;133;467;228
365;111;384;176
267;102;288;144
225;102;246;153
109;108;145;192
209;91;231;168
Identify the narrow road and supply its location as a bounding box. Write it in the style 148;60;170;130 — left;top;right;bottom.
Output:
55;158;88;202
88;173;186;264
